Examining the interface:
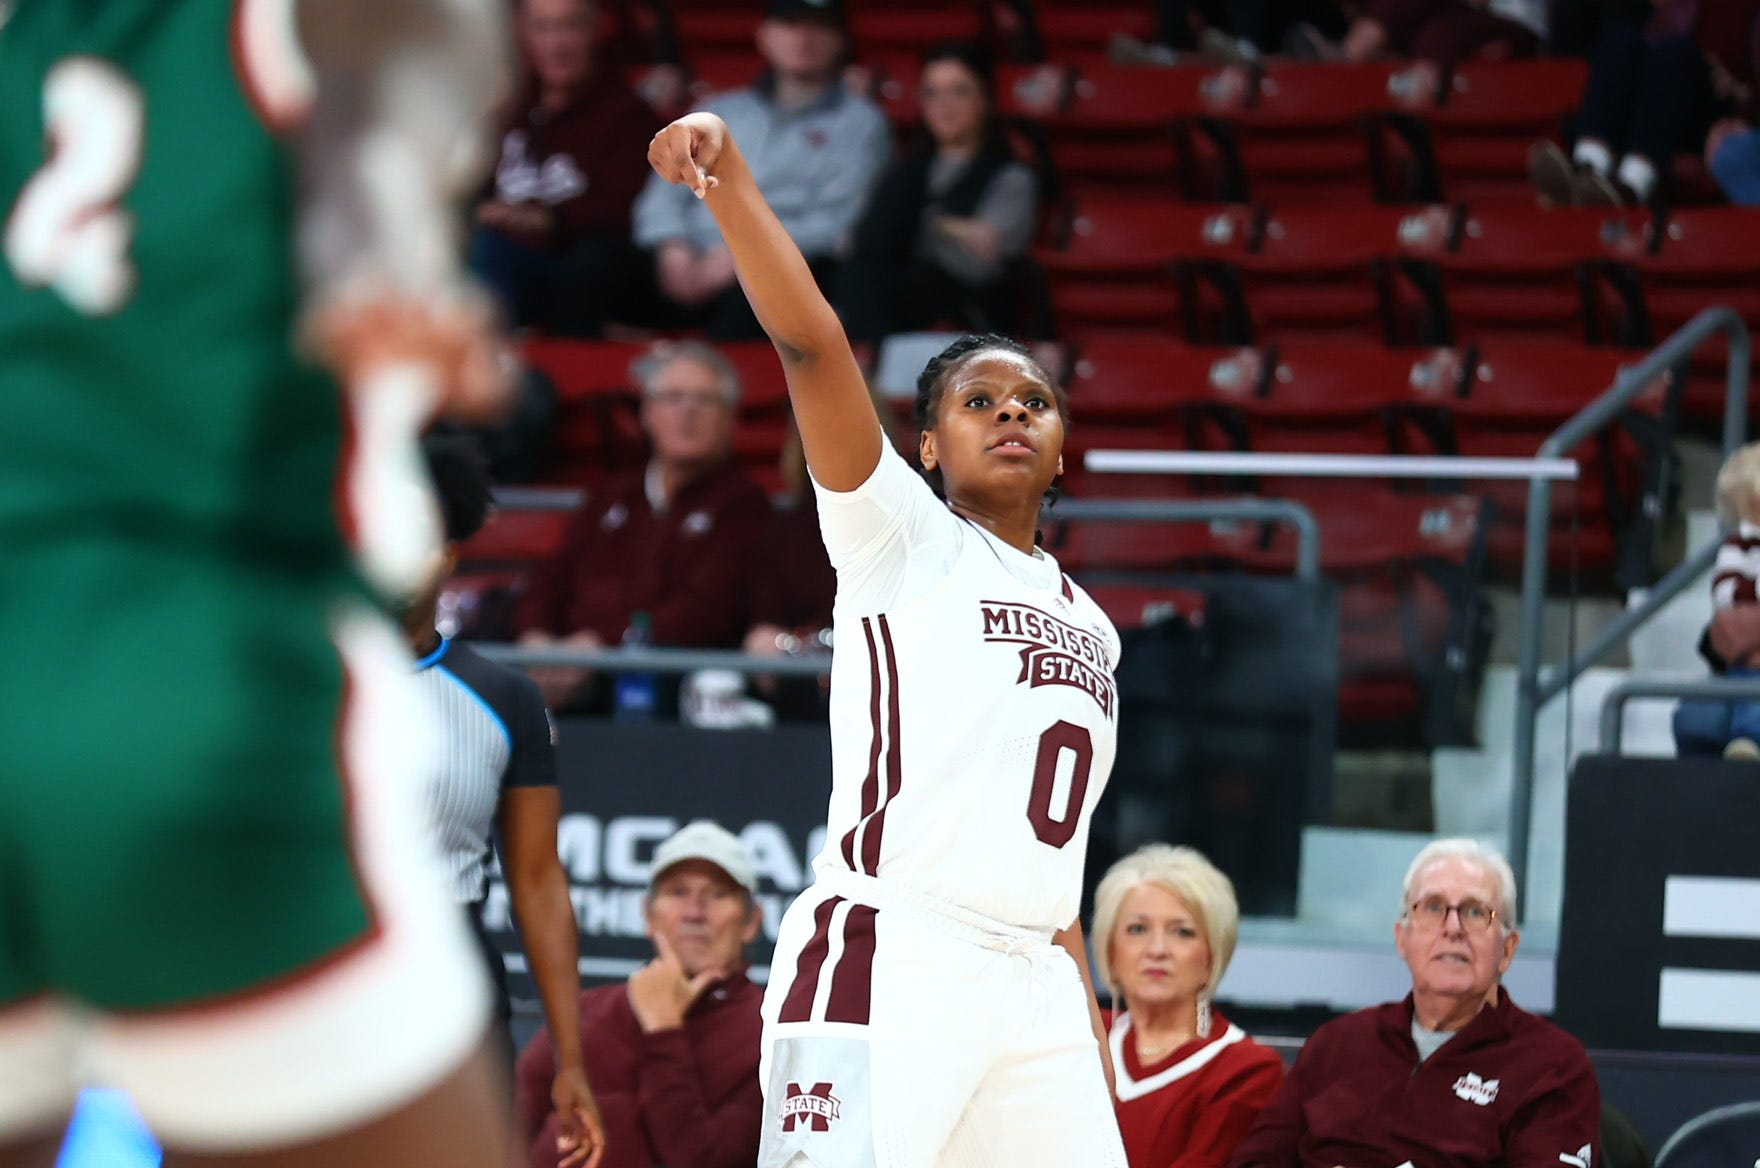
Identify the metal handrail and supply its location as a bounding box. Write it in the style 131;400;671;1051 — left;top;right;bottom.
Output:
1600;677;1760;753
1052;497;1322;580
473;642;831;676
1510;306;1751;896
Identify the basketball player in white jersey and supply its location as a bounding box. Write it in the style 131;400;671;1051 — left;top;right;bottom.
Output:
649;114;1128;1168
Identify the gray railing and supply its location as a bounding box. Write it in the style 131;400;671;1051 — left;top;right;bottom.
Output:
1510;306;1751;895
470;496;1321;674
1600;677;1760;753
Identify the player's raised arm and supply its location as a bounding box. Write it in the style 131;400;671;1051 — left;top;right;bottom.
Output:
648;113;881;492
295;0;514;422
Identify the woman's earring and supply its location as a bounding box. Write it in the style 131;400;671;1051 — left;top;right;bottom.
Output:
1196;995;1213;1039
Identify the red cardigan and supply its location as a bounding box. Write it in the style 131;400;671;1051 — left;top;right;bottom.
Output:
1107;1008;1285;1168
515;973;763;1168
1224;989;1599;1168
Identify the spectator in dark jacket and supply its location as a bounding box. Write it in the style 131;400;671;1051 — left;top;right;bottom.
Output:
515;821;764;1168
470;0;660;335
1226;839;1600;1168
1301;0;1542;68
1529;0;1760;206
838;42;1042;345
515;341;770;710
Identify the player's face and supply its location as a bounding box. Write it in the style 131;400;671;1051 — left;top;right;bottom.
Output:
756;17;845;82
920;59;988;150
647;861;761;978
1109;883;1212;1013
641;356;737;470
921;352;1065;507
1394;857;1518;1005
522;0;596;92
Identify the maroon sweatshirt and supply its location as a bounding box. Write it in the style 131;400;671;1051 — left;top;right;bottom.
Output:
484;71;659;251
1225;989;1599;1168
515;461;771;648
515;973;764;1168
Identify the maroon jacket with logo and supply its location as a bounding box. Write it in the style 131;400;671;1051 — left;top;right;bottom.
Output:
1225;989;1599;1168
515;973;763;1168
483;72;659;251
514;461;770;648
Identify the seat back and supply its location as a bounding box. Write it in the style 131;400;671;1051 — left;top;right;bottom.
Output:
1655;1101;1760;1168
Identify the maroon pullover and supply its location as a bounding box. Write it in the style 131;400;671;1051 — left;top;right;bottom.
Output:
515;973;763;1168
514;461;771;649
1226;989;1599;1168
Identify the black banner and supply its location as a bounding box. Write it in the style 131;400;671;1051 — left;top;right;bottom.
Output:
483;721;832;998
1555;755;1760;1055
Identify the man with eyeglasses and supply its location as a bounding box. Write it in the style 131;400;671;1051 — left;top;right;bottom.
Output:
516;340;771;711
1226;838;1601;1168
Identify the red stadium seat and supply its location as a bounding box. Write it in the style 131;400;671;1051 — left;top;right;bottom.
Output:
1217;485;1482;574
1043;64;1208;185
1064;338;1253;419
714;340;790;414
848;4;984;53
1035;199;1254;333
1209;62;1410;203
1218;485;1491;743
673;8;759;52
1231;204;1451;340
1419;342;1670;583
522;338;646;402
1412;205;1648;342
685;51;766;96
1618;208;1760;421
1031;4;1158;53
1188;342;1453;455
1418;60;1589;202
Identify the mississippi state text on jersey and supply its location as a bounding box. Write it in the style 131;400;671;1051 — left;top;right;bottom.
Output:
813;441;1121;930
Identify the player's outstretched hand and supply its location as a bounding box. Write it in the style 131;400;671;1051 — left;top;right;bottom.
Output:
648;113;728;199
553;1065;606;1168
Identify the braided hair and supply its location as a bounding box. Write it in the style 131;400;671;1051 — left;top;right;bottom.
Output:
913;333;1067;507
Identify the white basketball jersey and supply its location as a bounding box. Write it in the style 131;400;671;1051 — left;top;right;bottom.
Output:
811;440;1121;930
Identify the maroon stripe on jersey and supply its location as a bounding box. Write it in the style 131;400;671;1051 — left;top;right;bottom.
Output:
1062;574;1075;602
824;903;879;1025
778;895;843;1023
841;618;886;869
858;616;903;876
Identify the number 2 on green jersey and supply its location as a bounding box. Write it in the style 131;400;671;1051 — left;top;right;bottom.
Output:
5;57;144;315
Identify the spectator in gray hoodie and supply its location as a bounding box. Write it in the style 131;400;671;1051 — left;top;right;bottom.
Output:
632;0;890;339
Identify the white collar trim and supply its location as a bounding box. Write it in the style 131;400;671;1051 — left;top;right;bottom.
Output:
1110;1013;1247;1102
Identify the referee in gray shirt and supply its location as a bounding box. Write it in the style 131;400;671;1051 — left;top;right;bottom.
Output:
406;435;604;1164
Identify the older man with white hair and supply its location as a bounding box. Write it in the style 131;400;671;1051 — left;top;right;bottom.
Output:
1226;838;1600;1168
514;340;772;710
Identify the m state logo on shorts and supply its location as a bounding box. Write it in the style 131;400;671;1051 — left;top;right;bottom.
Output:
780;1082;842;1132
1452;1072;1500;1106
979;601;1116;717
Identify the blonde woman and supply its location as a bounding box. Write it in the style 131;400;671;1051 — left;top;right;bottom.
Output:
1095;845;1283;1168
1676;441;1760;760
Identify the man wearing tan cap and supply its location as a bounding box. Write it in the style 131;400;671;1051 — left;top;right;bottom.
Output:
514;821;765;1168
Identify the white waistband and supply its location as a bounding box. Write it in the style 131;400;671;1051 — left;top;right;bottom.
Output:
814;868;1058;954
